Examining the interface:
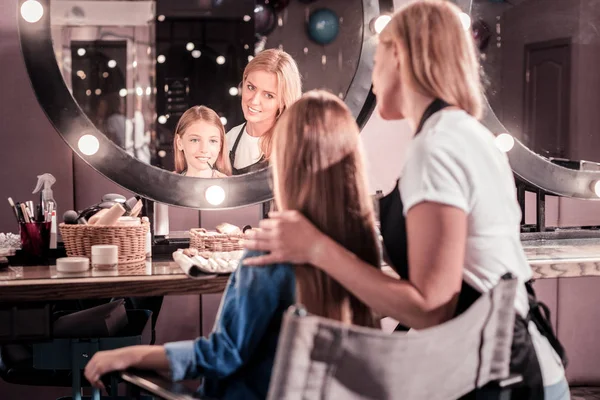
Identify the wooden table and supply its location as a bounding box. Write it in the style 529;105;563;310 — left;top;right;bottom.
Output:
0;260;229;301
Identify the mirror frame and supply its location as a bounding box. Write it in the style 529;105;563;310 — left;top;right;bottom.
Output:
18;0;381;209
459;0;600;200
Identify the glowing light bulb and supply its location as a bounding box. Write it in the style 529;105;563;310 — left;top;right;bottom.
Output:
495;133;515;152
119;88;128;97
229;87;239;96
20;0;43;23
191;50;201;59
459;12;471;31
216;56;226;65
78;135;99;156
186;42;195;51
220;117;228;126
205;185;226;206
157;55;166;64
107;59;117;68
77;48;86;56
371;15;391;34
158;115;167;124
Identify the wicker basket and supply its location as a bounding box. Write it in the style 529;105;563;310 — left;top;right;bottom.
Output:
190;228;244;252
59;221;149;264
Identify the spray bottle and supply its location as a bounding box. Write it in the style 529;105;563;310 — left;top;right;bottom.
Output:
32;173;57;249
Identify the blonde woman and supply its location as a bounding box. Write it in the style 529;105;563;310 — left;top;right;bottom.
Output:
244;1;569;399
83;90;380;399
227;48;302;175
173;105;232;178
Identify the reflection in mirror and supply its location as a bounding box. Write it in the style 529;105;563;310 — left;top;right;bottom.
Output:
473;0;600;167
50;0;364;177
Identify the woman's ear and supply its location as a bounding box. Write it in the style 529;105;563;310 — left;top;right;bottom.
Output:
176;135;183;152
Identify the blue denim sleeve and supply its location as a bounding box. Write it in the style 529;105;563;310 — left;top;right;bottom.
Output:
164;251;293;381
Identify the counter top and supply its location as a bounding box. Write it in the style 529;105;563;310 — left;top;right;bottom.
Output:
523;238;600;279
0;259;229;301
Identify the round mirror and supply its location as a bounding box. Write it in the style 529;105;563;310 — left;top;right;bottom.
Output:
471;0;600;198
18;0;380;208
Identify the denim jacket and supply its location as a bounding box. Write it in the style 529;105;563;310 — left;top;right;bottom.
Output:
164;251;296;399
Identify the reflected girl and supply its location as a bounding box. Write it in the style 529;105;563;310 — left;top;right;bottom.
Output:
227;49;302;175
174;106;232;178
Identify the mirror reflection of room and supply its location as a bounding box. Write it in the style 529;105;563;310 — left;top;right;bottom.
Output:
50;0;362;177
473;0;600;166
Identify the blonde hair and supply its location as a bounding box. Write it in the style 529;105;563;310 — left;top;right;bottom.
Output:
173;106;232;176
272;90;380;328
243;48;302;159
380;0;483;119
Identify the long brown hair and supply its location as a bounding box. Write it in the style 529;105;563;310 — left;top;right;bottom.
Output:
243;49;302;159
380;0;483;119
173;106;232;176
272;90;380;328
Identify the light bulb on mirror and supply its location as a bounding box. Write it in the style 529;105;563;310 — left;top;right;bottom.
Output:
216;56;226;65
78;135;99;156
205;185;226;206
21;0;44;23
370;15;391;34
495;133;514;152
459;12;471;31
590;181;600;198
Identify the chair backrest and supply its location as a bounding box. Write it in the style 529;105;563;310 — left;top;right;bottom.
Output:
267;276;518;400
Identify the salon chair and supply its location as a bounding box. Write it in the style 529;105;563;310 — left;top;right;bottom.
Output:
119;275;522;400
0;298;158;400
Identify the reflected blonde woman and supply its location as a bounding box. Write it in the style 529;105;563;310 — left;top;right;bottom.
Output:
227;48;302;175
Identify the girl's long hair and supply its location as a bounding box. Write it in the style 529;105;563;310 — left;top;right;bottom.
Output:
272;90;380;327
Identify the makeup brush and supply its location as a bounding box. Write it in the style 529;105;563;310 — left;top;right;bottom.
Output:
7;197;21;224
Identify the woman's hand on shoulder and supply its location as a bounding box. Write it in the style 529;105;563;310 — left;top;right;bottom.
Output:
242;210;327;267
213;170;228;178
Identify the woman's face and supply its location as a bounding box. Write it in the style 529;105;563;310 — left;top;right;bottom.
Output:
372;41;405;120
177;121;222;172
241;70;280;125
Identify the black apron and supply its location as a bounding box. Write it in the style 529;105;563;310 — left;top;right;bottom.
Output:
378;99;546;398
229;123;270;175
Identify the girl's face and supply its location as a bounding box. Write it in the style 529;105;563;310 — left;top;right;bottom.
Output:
372;41;405;120
177;121;222;172
241;70;280;125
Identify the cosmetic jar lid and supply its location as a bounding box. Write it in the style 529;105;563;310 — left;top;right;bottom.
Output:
56;257;90;273
117;216;141;226
91;244;118;256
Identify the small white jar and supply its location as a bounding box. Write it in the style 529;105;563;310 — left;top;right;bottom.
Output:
91;244;118;270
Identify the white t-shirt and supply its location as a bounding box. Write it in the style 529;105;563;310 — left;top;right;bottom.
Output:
399;109;564;386
227;123;263;170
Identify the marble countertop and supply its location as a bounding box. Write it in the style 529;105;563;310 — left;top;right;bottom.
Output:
523;238;600;279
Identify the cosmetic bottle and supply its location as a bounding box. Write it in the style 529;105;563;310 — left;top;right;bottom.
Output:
32;173;57;249
142;216;152;258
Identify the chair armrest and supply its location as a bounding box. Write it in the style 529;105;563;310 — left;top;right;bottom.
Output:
119;369;210;400
475;374;523;400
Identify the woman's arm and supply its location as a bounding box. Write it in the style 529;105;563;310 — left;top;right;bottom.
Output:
244;204;466;329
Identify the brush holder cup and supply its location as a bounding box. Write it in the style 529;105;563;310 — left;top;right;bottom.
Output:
19;221;52;258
